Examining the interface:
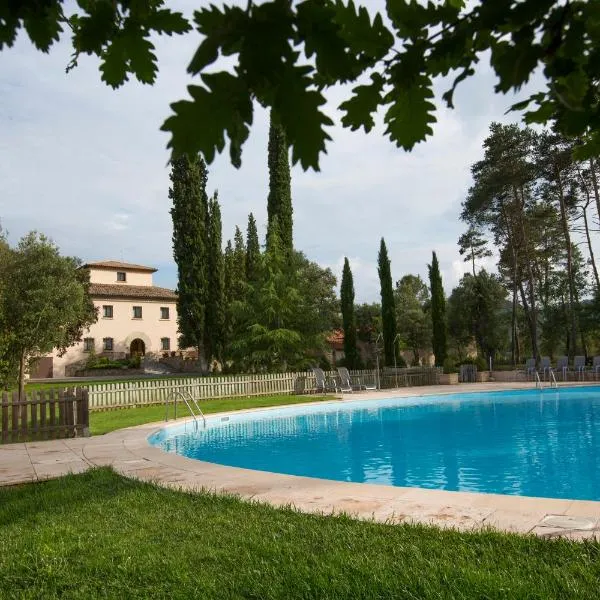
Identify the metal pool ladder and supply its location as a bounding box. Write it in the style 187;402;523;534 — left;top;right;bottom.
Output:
535;370;558;390
166;391;207;429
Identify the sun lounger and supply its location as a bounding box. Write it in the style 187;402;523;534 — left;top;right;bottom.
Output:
574;355;586;380
593;356;600;380
555;356;568;381
312;367;338;393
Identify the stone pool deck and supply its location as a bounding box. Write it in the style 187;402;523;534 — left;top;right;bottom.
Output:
2;382;600;540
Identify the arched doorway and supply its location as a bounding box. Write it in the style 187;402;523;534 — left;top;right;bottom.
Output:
130;338;146;357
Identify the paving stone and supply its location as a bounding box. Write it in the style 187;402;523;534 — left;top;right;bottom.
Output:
539;514;597;530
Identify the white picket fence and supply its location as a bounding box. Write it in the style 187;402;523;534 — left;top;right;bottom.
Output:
87;368;439;411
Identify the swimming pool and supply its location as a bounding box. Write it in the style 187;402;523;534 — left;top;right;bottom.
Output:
149;386;600;501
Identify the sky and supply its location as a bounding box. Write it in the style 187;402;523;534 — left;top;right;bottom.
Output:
0;1;538;303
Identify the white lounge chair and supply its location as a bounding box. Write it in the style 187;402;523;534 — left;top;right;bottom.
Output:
312;367;338;393
574;356;586;380
593;356;600;380
540;356;552;380
556;356;568;381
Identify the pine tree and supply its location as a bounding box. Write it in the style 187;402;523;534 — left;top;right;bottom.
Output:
245;212;260;282
169;154;208;356
378;238;397;366
205;192;225;364
267;110;293;253
340;257;360;369
428;250;447;366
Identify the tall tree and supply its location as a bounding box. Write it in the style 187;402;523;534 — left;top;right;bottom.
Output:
340;258;360;369
395;275;431;366
232;226;246;293
267;111;293;252
169;154;209;357
448;272;508;363
378;238;397;367
428;251;447;367
458;225;491;277
205;193;225;365
231;218;303;372
245;212;260;283
1;233;97;398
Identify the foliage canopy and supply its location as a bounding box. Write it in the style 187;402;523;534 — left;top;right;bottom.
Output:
4;1;599;170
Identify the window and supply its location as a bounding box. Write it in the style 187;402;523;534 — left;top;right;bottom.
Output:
103;305;113;318
103;337;114;351
132;306;142;319
117;271;126;282
160;307;170;320
83;338;95;352
161;337;170;351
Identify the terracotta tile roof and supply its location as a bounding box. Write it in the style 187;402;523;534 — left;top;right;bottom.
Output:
327;329;344;350
89;283;177;301
84;260;157;273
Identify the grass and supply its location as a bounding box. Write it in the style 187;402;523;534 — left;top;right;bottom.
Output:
1;468;599;599
89;394;333;436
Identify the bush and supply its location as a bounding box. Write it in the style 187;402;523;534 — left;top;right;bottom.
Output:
443;357;457;374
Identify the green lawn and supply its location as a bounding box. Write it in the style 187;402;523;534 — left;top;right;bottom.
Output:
1;468;599;599
89;394;333;435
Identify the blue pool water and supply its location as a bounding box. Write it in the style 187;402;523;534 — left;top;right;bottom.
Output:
149;387;600;500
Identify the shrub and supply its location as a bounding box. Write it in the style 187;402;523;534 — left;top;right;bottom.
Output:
443;357;456;374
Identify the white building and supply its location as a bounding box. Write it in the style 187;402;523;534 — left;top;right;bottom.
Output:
39;260;179;378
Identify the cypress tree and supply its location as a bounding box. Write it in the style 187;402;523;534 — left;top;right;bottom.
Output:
169;154;208;357
340;257;360;369
245;212;260;282
232;226;246;300
223;239;234;306
267;110;293;253
428;250;447;366
205;192;225;364
378;238;397;366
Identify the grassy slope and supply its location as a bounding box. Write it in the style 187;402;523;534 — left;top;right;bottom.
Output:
89;395;333;435
1;468;599;599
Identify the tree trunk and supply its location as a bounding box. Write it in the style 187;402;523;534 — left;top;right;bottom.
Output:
576;164;600;294
582;199;600;293
590;157;600;223
518;282;538;360
18;351;26;402
555;165;578;359
514;187;539;360
511;284;517;367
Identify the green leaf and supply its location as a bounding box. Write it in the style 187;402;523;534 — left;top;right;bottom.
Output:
124;31;157;85
71;1;117;55
189;5;246;74
272;65;333;171
333;1;394;61
145;9;191;36
161;71;253;169
339;73;385;132
383;75;436;150
99;34;129;87
490;40;541;93
22;1;63;52
296;0;360;83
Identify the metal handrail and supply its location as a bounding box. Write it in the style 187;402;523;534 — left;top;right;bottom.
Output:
534;371;543;389
166;391;206;428
549;370;558;389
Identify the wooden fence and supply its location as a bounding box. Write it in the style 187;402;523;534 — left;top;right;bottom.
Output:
86;368;440;411
1;388;89;444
